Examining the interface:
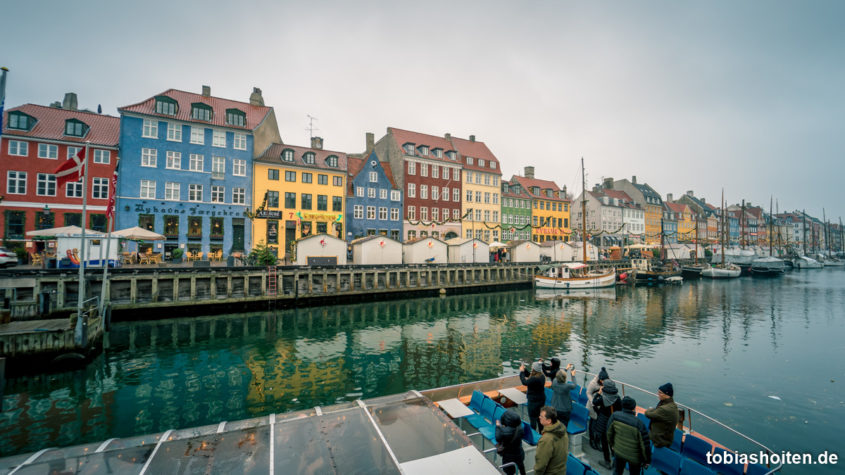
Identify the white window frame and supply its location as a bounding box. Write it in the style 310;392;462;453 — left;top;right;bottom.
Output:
420;163;428;177
165;182;180;201
379;207;388;220
432;165;439;179
93;149;110;164
92;177;109;199
7;171;27;194
212;156;226;177
453;188;460;202
66;180;82;198
356;186;365;198
189;184;203;202
431;207;439;221
369;171;378;183
141;148;157;167
8;140;28;156
211;185;225;203
190;127;204;144
67;146;81;159
391;190;400;201
232;187;245;205
408;161;416;175
233;159;246;176
142;119;158;138
379;188;388;200
408;206;416;220
167;122;182;142
353;205;364;219
407;183;416;198
432;186;439;201
390;208;399;221
166;151;181;170
212;130;226;148
420;207;428;221
466;190;473;202
442;187;449;202
367;206;376;220
453;209;460;220
367;187;376;198
38;143;58;159
420;185;428;199
189;154;204;172
233;133;247;150
140;179;156;199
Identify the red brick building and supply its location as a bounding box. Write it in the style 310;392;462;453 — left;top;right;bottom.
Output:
1;97;119;252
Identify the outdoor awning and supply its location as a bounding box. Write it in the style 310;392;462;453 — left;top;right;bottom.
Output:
25;225;104;238
111;226;165;241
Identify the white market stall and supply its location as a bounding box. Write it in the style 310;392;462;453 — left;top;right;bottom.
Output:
562;241;599;262
539;240;568;262
403;237;447;264
295;234;348;266
507;240;541;263
446;238;489;264
351;235;402;265
26;226;120;268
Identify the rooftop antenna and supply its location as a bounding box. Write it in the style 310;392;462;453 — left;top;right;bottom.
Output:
306;114;319;139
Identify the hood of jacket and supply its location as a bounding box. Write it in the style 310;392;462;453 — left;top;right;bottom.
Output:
543;420;566;439
501;409;522;428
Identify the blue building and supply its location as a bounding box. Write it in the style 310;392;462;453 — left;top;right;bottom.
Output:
662;204;678;244
116;86;280;257
346;152;403;242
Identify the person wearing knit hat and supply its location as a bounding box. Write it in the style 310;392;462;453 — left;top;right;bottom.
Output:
607;396;652;474
646;382;679;448
520;360;547;432
586;367;611;450
592;379;622;468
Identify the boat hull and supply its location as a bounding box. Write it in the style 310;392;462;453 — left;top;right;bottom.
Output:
632;270;681;284
701;265;741;278
534;270;616;289
680;265;705;279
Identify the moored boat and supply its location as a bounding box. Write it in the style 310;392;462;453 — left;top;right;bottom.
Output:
750;256;785;277
680;264;706;279
630;258;681;284
534;263;616;289
793;255;823;269
701;263;741;278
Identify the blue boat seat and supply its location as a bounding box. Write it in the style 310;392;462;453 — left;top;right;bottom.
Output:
468;390;485;413
567;403;588;435
711;446;743;475
522;420;541;445
566;454;587;475
465;396;495;429
637;412;651;429
577;387;589;406
545;387;554;405
644;447;683;475
681;434;713;466
570;384;581;402
584;470;599;475
669;428;684;452
679;458;716;475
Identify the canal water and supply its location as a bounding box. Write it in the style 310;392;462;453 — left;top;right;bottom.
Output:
2;269;844;472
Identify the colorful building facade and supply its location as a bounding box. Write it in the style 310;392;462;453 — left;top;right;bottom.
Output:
346;152;402;242
451;135;502;243
501;181;532;242
511;167;570;243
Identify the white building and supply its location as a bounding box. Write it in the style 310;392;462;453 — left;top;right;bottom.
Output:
508;240;540;263
446;238;489;264
294;234;348;265
403;237;448;264
351;235;402;265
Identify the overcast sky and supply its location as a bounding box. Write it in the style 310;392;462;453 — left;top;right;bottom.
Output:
4;0;844;221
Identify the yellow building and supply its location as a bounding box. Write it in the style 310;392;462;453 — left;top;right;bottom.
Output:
666;202;694;241
252;138;347;259
451;136;503;242
512;167;571;242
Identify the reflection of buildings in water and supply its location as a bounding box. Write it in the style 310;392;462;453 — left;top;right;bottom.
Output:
457;318;505;381
530;315;573;357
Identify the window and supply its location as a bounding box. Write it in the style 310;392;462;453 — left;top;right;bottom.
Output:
267;191;279;208
210;217;224;239
442;187;449;202
391;190;400;201
484;174;490;185
300;193;313;210
163;215;179;237
353;205;364;219
390;208;399;221
420;185;428;199
466;156;474;166
7;171;26;194
303;152;315;164
36;173;56;196
403;143;415;155
475;174;481;184
212;156;225;178
191;127;204;144
211;185;225;203
191;103;212;121
420;207;428;221
333;196;342;211
433;148;442;158
167;122;182;141
408;206;416;220
493;211;499;222
317;195;328;211
318;174;328;185
408;162;416;175
268;169;279;180
379;189;387;200
142;119;158;138
165;182;180;200
377;207;387;220
367;206;376;220
326;155;338;167
369;171;378;183
302;172;312;184
367;187;375;198
466;190;473;202
475;191;482;202
453;209;460;220
5;211;25;239
408;183;416;198
475;209;481;221
226;109;246;127
188;216;202;238
212;130;226;147
420;164;428;177
166;151;181;170
186;154;202;172
282;149;294;162
234;133;247;150
431;208;438;221
8;112;35;131
93;149;110;164
233;159;246;176
484;192;490;204
155;97;177;115
38;143;58;159
432;165;439;179
8;140;28;156
478;159;486;168
484;210;490;222
64;119;88;137
189;184;203;202
285;171;296;182
453;188;460;202
141;148;157;167
432;186;439;200
92;177;108;199
356;186;365;197
284;192;296;208
493;193;499;205
66;179;82;198
140;180;156;199
333;176;343;186
419;145;429;156
465;172;472;183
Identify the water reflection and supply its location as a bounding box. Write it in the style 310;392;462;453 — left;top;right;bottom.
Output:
2;271;845;467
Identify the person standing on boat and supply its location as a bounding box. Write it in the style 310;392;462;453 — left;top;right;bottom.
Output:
587;367;611;449
533;406;568;475
520;361;547;431
495;409;526;475
645;382;679;449
550;364;577;427
607;396;652;474
592;379;621;468
542;357;561;381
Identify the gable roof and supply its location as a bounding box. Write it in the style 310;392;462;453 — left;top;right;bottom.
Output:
347;152;398;190
119;89;272;131
602;189;633;203
257;143;348;172
449;136;501;173
3;104;120;146
510;175;568;202
665;202;688;214
388;127;459;163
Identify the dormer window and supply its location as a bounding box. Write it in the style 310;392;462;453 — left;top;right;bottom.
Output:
64;119;88;137
478;159;485;168
282;149;294;162
446;151;457;160
191;103;213;121
226;108;246;127
489;161;496;169
546;190;552;198
466;156;474;165
326;155;339;167
432;148;443;158
418;145;429;156
303;152;315;164
8;111;35;131
532;186;540;195
154;96;178;115
403;143;415;155
502;183;509;193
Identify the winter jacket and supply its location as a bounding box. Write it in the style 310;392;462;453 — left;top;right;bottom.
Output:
586;376;601;419
592;391;621;435
550;379;576;415
645;397;679;448
520;370;547;405
542;358;561;381
495;410;526;459
533;420;568;475
607;409;652;464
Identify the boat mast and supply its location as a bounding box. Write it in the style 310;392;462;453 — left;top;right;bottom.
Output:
694;211;699;265
802;210;807;255
581;157;587;263
740;199;746;249
769;197;773;257
721;189;725;267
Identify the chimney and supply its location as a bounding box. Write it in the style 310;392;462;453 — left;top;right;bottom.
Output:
311;136;324;150
365;132;375;154
202;85;211;97
249;87;265;106
603;177;613;190
524;166;535;179
444;133;451;140
469;134;476;142
686;190;694;197
62;92;78;111
631;175;637;184
562;185;567;197
667;193;673;202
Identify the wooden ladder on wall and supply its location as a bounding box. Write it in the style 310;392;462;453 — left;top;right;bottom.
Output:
267;265;277;298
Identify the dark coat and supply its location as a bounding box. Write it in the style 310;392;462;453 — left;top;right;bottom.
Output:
495;410;525;458
607;409;652;464
533;420;568;475
520;369;547;407
645;397;679;448
542;358;561;381
551;379;576;415
592;391;621;435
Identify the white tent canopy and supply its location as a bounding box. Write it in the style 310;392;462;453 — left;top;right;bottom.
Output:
111;226;165;241
26;225;103;237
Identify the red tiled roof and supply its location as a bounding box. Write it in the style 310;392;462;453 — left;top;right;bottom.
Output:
602;189;633;203
449;136;501;173
665;202;688;214
346;154;398;191
388;127;459;164
380;161;398;189
119;89;272;130
510;175;568;201
257;143;348;171
3;104;120;146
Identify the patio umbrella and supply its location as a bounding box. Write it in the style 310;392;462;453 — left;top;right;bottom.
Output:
111;226;165;241
26;225;104;238
488;241;507;249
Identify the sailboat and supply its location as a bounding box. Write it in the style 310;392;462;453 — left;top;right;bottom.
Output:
750;197;785;276
534;158;616;289
681;212;707;278
702;190;741;278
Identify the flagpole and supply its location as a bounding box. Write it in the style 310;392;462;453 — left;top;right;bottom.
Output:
76;143;89;345
100;158;117;318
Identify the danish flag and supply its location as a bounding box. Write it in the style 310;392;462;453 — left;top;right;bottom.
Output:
54;147;86;188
